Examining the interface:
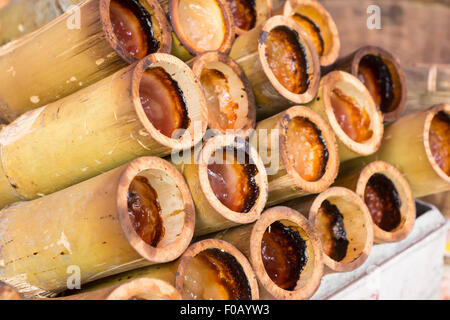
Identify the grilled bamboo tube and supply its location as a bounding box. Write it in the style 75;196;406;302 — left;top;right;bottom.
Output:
230;15;320;120
224;0;273;35
0;157;195;298
175;134;268;236
282;0;340;67
251;105;339;205
215;206;323;300
284;187;374;272
0;0;172;122
158;0;235;61
335;161;415;243
332;46;407;122
0;282;23;300
188;51;256;137
70;239;260;300
345;103;450;198
307;70;383;162
0;0;82;46
0;53;207;208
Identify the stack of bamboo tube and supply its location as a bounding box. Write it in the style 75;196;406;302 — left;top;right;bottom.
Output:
0;0;448;301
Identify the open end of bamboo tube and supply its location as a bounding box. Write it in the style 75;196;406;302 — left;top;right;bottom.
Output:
191;51;256;137
199;134;268;225
424;103;450;184
0;282;23;300
132;53;207;150
322;71;383;156
169;0;235;55
350;46;407;122
101;0;172;63
249;206;322;300
309;187;373;272
283;0;340;67
279;105;339;194
107;278;182;300
117;157;195;263
225;0;272;35
175;239;259;300
258;15;320;104
355;161;415;243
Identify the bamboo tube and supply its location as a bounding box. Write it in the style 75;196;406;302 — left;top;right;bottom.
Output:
215;206;323;300
307;70;383;162
0;156;196;298
229;15;320;120
71;239;260;300
282;0;340;67
175;134;268;236
225;0;273;35
251;105;339;206
0;281;23;300
0;0;82;46
332;46;407;122
335;161;415;243
58;278;181;300
283;187;374;272
158;0;235;61
0;0;172;122
0;53;207;208
188;51;256;137
344;103;450;198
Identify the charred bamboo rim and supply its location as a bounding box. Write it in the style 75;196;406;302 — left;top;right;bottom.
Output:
309;187;373;272
350;46;407;122
0;282;23;300
250;206;322;299
283;0;340;67
199;134;268;224
106;278;182;300
258;15;320;104
100;0;172;63
132;53;207;150
117;157;195;263
190;51;256;137
279;105;339;193
233;0;273;35
175;239;259;300
355;161;415;243
321;71;383;156
424;103;450;183
168;0;235;56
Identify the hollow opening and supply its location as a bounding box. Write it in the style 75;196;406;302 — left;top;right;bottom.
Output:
139;66;190;138
127;168;186;248
182;248;252;300
315;196;367;263
329;81;374;143
357;54;402;114
109;0;160;59
285;116;329;182
226;0;257;31
207;146;260;213
176;0;227;52
260;219;314;291
364;173;402;232
199;61;249;132
264;26;310;94
429;111;450;176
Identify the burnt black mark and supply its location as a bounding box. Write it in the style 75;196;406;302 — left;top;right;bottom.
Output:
321;200;349;261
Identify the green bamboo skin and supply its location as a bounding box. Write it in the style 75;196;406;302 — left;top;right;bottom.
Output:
0;53;207;207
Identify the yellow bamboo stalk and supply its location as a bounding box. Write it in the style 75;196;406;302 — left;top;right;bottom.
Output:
0;53;207;208
251;105;339;206
0;0;172;122
229;15;320;120
0;157;196;298
307;70;384;162
215;206;323;300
